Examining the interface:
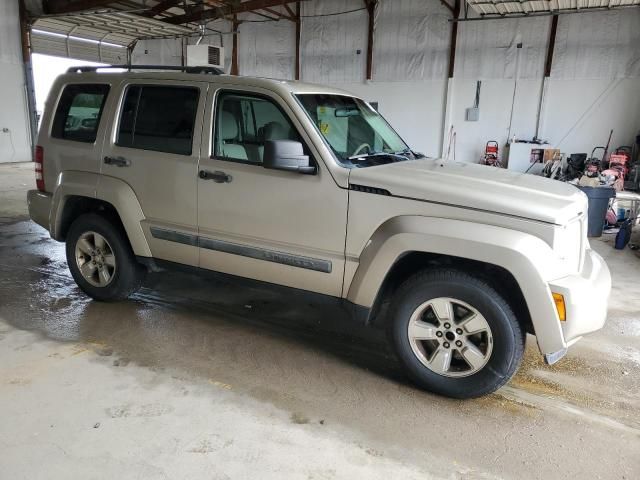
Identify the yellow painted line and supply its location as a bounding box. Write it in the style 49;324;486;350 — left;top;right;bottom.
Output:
70;346;89;356
208;379;232;390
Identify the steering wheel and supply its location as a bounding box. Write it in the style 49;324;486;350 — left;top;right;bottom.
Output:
352;143;372;157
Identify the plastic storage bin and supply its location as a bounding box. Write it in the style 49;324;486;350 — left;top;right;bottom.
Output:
577;186;616;237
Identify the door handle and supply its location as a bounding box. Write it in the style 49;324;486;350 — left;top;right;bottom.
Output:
104;156;131;167
199;170;232;183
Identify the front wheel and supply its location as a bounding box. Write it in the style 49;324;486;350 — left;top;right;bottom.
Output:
65;213;146;301
390;269;524;398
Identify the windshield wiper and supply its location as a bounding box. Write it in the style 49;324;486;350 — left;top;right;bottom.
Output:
394;148;419;157
348;151;408;161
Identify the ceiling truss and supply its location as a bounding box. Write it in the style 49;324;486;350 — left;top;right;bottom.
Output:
40;0;305;26
37;0;640;31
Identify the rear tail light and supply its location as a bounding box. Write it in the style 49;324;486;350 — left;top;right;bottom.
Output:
34;145;45;192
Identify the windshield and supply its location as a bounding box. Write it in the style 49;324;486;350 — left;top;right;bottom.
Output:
295;94;421;168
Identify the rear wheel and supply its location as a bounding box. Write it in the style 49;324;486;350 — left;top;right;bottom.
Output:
65;213;146;301
390;269;524;398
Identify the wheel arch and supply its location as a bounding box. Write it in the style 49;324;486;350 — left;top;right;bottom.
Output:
57;196;124;241
345;215;566;355
50;171;151;257
367;251;533;337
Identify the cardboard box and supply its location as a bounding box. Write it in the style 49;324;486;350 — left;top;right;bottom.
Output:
543;149;561;163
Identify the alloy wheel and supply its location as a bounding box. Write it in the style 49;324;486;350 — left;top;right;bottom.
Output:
407;297;493;377
74;231;116;287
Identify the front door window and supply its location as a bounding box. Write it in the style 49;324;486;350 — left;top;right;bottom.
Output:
213;91;302;164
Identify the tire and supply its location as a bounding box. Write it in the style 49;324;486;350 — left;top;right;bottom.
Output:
390;269;524;399
65;213;146;301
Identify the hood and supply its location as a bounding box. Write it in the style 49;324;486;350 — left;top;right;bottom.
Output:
348;158;587;225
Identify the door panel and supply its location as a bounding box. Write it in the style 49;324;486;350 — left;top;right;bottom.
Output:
197;87;347;297
101;80;207;266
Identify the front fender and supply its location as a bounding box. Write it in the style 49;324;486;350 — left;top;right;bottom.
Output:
50;171;151;257
346;216;567;355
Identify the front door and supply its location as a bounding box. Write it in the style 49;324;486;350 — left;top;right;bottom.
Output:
197;87;347;296
101;79;207;266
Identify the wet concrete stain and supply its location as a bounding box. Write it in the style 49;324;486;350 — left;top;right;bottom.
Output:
1;217;640;479
291;412;310;424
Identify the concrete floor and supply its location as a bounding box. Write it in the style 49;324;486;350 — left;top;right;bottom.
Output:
0;162;639;479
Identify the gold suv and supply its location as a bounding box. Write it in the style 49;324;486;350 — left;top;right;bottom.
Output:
28;65;611;398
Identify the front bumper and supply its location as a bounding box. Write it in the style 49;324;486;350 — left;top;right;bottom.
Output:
27;190;52;231
549;248;611;348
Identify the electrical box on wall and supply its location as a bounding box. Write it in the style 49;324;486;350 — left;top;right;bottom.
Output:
186;45;224;69
465;107;479;121
465;80;481;122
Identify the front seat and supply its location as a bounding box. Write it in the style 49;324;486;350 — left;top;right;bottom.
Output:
219;111;248;161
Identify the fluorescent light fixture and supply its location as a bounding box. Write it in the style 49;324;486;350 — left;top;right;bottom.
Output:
32;29;126;49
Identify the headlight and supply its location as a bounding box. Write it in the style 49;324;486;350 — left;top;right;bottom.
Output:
552;218;583;274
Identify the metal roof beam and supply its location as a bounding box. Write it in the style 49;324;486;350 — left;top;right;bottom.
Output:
282;2;295;18
261;6;294;20
164;0;300;25
142;0;183;18
453;3;640;21
43;0;119;14
440;0;455;14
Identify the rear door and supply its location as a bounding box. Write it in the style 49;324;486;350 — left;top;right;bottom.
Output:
101;79;207;266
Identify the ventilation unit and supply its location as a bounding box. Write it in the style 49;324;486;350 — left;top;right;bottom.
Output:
186;45;224;69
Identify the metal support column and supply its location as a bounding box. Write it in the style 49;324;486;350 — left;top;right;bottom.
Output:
18;0;38;153
440;0;460;157
364;0;377;81
535;14;558;140
294;1;301;80
231;15;239;75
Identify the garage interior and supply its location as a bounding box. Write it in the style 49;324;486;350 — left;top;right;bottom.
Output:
1;0;639;478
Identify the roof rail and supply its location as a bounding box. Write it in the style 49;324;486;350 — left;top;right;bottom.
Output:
66;64;224;75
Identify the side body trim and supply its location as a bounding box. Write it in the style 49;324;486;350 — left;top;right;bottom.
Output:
135;256;370;326
150;227;198;246
150;227;332;274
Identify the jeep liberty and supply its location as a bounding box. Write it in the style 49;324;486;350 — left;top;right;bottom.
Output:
27;66;611;398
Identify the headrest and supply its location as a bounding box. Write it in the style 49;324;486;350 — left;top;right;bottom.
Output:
263;121;288;141
220;111;238;140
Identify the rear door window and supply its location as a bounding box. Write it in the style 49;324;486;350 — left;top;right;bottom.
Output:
51;84;110;143
116;85;199;155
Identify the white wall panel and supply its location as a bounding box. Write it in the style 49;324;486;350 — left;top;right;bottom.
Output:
553;10;640;79
450;79;543;164
456;16;549;79
238;14;295;79
301;0;367;83
373;0;450;81
541;78;640;154
0;0;32;163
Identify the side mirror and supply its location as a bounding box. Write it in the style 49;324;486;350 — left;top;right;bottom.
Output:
263;140;316;175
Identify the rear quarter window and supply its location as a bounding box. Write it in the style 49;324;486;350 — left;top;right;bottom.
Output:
51;84;110;143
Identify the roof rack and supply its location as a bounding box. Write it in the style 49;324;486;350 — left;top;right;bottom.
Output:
66;64;224;75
